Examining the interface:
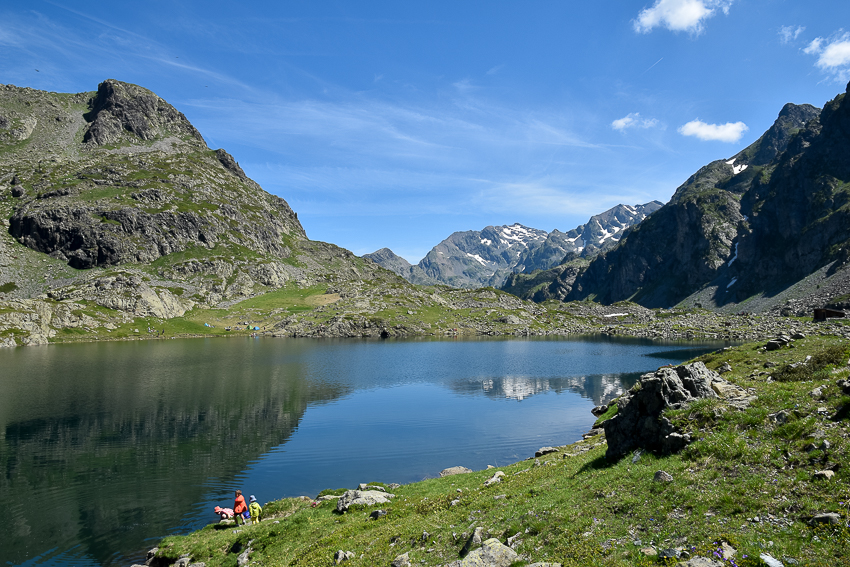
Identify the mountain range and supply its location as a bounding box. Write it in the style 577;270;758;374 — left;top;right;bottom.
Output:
2;78;850;348
364;201;662;289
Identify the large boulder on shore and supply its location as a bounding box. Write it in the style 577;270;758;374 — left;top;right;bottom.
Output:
603;362;720;460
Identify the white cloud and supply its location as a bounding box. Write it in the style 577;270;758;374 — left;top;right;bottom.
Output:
486;64;504;75
778;25;805;45
611;112;659;131
803;37;824;55
633;0;733;34
818;38;850;68
802;32;850;83
678;119;748;142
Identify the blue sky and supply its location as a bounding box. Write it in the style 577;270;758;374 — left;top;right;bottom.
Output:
2;1;850;262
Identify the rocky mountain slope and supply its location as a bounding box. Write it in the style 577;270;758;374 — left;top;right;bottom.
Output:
518;91;846;309
501;201;663;300
365;223;548;288
514;201;663;272
365;202;661;290
0;80;416;345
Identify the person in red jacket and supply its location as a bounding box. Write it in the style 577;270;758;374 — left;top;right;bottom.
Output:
233;490;247;525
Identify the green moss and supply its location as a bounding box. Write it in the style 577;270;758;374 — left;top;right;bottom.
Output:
592;403;618;427
0;282;18;293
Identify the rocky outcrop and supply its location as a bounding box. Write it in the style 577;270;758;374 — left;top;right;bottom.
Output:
335;489;395;512
603;362;721;460
48;273;194;318
83;79;204;146
5;80;305;270
442;538;519;567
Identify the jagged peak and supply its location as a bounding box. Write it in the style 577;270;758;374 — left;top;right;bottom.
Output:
83;79;205;146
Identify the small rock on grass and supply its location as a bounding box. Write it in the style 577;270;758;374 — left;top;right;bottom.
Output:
810;512;841;526
453;538;517;567
654;470;674;482
759;553;784;567
535;446;558;457
440;466;473;477
391;552;411;567
483;471;504;486
813;470;835;480
675;558;724;567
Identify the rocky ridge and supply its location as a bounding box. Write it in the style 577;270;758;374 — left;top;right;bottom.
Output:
0;79;404;345
366;202;662;291
553;89;850;311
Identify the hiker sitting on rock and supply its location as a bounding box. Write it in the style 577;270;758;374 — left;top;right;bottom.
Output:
249;495;263;524
233;490;248;525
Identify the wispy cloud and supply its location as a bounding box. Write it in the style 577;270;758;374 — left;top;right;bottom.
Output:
633;0;733;35
678;119;747;142
803;31;850;83
778;25;805;45
612;113;659;131
486;64;504;75
452;78;477;93
0;5;257;94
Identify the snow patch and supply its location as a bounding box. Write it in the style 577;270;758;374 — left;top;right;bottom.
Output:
727;242;739;267
725;158;736;165
480;238;492;246
598;226;622;244
726;277;738;289
603;313;629;318
466;253;488;266
732;164;748;175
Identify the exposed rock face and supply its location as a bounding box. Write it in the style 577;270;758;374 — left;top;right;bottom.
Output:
603;362;720;460
500;201;662;301
731;87;850;301
515;201;663;272
412;223;549;288
83;79;204;146
559;101;823;308
363;248;417;279
4;80;305;270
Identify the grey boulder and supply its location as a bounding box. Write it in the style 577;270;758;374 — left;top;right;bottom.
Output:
335;490;394;512
603;362;719;460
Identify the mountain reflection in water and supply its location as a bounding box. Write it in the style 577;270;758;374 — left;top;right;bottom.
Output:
0;335;728;567
460;372;642;403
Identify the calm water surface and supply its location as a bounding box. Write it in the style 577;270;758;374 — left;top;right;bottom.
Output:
0;335;729;566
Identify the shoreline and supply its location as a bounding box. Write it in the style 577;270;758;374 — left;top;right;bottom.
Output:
5;307;847;349
140;330;850;566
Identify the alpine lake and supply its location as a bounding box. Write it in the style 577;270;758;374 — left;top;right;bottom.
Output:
0;335;733;567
